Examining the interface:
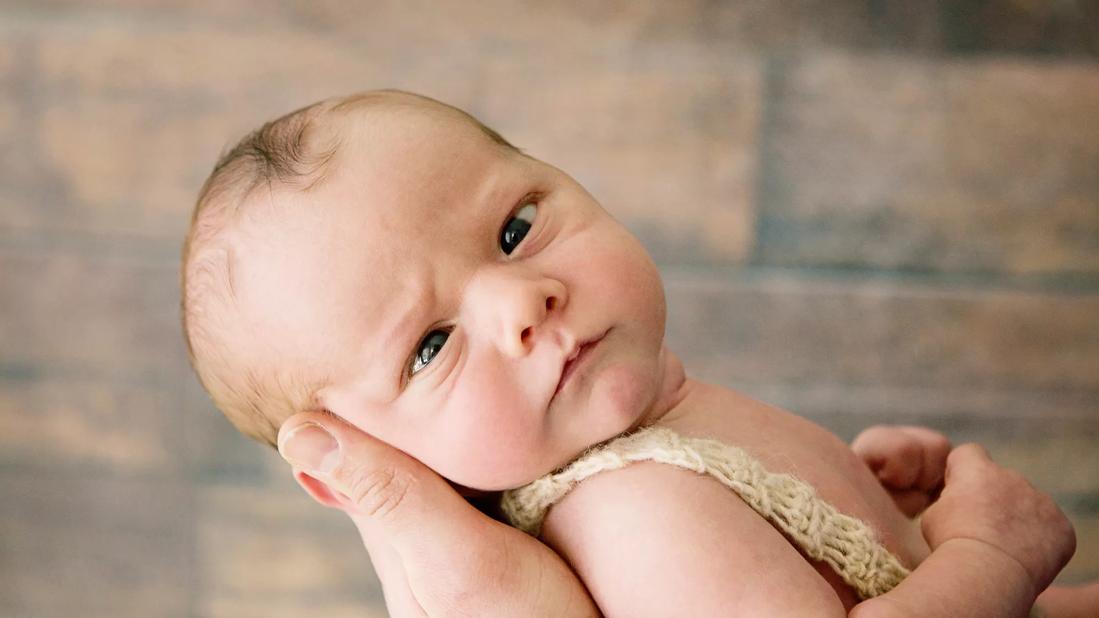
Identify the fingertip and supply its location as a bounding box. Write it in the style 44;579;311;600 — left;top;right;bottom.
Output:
278;421;341;476
278;410;333;447
943;443;992;485
851;424;892;454
951;442;992;462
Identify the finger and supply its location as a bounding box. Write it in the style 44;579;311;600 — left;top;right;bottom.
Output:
890;488;931;518
943;442;993;486
279;413;591;617
278;411;492;560
897;426;951;491
851;425;922;488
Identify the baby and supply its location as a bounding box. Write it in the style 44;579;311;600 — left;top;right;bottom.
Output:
182;90;1087;615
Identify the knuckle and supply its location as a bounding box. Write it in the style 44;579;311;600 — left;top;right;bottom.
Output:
342;463;413;518
948;442;989;470
863;424;894;436
854;424;895;445
926;433;952;457
901;425;948;443
851;426;884;452
898;438;922;461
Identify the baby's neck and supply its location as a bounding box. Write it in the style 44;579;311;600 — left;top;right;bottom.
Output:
627;345;694;431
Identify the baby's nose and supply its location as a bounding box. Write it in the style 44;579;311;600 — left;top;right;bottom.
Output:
464;267;567;357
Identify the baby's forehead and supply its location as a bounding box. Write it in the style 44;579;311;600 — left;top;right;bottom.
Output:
325;92;497;150
309;107;517;220
235;99;516;274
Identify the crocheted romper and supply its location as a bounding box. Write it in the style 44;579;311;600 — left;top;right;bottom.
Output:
500;426;910;600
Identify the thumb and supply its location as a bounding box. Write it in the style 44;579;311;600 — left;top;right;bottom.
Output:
277;412;490;556
942;442;993;486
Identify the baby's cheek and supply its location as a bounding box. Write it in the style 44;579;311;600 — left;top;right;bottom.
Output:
438;380;547;490
592;360;657;430
592;228;666;328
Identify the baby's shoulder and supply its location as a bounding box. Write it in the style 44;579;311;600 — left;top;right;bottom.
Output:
539;457;846;615
658;381;871;488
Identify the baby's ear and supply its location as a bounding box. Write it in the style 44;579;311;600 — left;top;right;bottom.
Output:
292;469;356;512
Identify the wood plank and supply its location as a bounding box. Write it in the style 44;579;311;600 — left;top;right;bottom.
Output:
665;271;1099;392
942;0;1099;57
181;370;299;485
0;250;187;376
195;484;386;616
8;22;765;265
479;46;763;265
0;362;279;485
758;54;1099;278
0;372;183;477
0;1;943;54
0;474;193;617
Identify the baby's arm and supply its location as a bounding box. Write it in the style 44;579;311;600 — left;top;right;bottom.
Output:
541;461;848;617
850;435;1076;618
542;426;1074;618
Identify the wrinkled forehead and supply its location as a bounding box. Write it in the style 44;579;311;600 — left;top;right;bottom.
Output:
233;98;513;273
351;102;501;171
224;101;516;379
316;103;516;235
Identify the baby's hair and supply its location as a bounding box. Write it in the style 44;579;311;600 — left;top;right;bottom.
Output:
181;90;518;447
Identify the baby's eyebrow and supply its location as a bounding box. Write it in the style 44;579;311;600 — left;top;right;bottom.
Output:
371;171;504;394
377;276;438;391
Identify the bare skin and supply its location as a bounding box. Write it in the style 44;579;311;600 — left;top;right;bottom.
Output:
852;425;1097;617
539;366;931;614
219;90;1083;616
280;409;1082;617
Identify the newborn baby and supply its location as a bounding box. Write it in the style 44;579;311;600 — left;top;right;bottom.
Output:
182;90;1081;615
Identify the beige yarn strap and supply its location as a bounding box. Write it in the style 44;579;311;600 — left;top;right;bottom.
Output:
501;426;910;600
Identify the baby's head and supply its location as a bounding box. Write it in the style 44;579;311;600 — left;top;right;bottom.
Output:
183;90;679;490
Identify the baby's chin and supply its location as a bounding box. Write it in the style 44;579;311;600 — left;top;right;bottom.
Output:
451;465;585;498
581;341;684;432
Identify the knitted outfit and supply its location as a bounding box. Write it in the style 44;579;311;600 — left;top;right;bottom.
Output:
500;426;910;600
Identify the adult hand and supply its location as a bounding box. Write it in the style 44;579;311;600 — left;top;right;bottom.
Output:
919;443;1076;599
277;412;599;618
850;439;1078;618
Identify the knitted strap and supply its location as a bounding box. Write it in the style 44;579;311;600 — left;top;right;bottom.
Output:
501;426;910;600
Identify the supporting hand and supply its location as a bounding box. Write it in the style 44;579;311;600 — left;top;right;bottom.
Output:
920;443;1076;599
277;412;599;618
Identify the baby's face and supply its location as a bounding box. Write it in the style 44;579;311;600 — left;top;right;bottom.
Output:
230;103;672;490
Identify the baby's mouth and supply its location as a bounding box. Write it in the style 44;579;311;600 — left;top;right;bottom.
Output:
553;329;609;398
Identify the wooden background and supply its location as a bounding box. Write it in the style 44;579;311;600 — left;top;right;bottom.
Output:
1;2;1097;616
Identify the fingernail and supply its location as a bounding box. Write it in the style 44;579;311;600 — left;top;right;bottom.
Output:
280;422;340;474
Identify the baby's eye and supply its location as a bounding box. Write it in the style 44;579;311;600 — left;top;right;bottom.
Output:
499;200;538;255
410;329;449;376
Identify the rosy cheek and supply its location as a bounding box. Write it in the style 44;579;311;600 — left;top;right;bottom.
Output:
441;374;544;480
451;346;541;424
447;371;523;434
